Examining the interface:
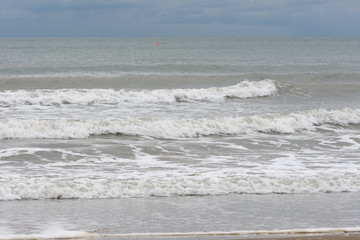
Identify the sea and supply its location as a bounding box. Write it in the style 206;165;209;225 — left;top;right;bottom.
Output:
0;37;360;239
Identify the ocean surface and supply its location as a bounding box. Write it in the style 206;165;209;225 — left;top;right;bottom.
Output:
0;37;360;239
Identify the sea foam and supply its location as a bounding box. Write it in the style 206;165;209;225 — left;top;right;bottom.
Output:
0;228;89;240
0;108;359;139
1;173;359;200
0;80;276;106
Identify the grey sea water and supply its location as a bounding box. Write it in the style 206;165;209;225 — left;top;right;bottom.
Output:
0;38;360;238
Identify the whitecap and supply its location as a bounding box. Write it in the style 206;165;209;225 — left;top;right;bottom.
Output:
0;108;359;139
0;80;277;106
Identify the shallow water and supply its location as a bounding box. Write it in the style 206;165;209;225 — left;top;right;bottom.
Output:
0;38;360;237
1;193;360;236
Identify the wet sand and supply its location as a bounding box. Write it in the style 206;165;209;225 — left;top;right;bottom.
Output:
243;234;360;240
93;233;360;240
92;231;360;240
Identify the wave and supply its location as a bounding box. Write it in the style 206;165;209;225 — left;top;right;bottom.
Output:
1;173;359;200
0;108;359;139
0;80;277;106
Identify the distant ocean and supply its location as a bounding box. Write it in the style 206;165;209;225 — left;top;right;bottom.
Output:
0;38;360;239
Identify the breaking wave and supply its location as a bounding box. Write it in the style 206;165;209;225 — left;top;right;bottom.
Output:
0;80;277;106
1;174;359;200
1;108;359;139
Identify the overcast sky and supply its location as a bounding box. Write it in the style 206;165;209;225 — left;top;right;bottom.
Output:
1;0;359;37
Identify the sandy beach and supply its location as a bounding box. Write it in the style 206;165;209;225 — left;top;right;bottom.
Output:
241;234;360;240
91;230;360;240
90;233;360;240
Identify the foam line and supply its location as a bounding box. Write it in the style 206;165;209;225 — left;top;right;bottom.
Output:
0;231;90;240
0;80;277;106
0;108;359;139
1;174;359;200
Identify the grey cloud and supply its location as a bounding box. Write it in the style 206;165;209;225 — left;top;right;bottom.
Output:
0;0;359;37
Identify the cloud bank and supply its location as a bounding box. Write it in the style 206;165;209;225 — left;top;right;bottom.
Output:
0;0;359;37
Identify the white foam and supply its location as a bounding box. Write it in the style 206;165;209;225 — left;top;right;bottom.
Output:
0;80;277;106
0;108;359;139
0;231;89;240
0;225;88;240
1;172;359;200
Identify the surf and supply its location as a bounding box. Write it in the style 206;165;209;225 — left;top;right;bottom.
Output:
0;108;359;139
0;79;277;106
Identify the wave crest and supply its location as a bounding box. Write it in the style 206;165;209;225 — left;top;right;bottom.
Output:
0;80;277;106
1;108;359;139
1;174;359;200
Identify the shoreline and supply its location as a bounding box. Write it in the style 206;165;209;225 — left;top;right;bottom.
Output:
1;233;359;240
1;194;359;239
90;230;360;240
2;229;360;240
237;233;360;240
87;233;360;240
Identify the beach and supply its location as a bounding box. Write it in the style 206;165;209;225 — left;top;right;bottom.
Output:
254;235;360;240
86;232;360;240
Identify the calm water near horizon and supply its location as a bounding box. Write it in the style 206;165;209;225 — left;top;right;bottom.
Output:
0;37;360;239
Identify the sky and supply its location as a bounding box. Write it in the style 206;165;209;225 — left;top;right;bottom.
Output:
0;0;359;37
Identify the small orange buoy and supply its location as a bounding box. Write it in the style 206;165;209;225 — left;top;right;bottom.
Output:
156;43;159;46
